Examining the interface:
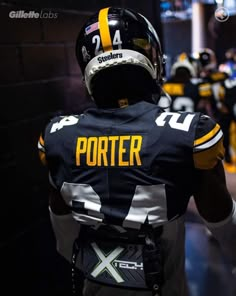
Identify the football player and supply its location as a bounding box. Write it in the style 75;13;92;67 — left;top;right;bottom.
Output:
159;52;213;115
38;7;236;296
193;48;228;119
219;47;236;80
194;48;235;168
218;53;236;172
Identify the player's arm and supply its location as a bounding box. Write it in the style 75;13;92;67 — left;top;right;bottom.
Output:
48;185;80;262
193;161;233;222
38;131;80;262
192;115;236;264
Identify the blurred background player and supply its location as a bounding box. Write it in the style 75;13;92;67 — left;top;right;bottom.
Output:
219;47;236;80
193;48;228;120
194;48;235;170
218;48;236;172
159;52;213;114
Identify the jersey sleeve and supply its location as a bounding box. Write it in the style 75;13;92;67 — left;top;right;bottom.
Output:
38;132;47;166
193;115;225;169
37;115;59;166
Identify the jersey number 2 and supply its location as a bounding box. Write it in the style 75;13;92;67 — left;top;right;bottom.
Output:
155;112;195;132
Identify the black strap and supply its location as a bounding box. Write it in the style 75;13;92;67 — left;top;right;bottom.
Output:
142;227;163;296
71;236;84;296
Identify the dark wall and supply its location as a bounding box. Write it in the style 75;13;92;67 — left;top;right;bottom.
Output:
0;3;93;295
0;3;92;236
214;14;236;64
202;4;236;64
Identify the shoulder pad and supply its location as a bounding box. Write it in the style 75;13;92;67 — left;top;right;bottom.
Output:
193;115;224;169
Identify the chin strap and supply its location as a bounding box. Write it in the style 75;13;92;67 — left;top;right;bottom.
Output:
154;85;172;110
152;83;172;109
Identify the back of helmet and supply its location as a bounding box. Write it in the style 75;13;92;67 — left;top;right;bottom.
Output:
76;7;164;108
194;48;217;78
170;52;198;83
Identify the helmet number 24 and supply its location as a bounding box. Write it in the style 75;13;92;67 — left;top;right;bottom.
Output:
92;30;122;55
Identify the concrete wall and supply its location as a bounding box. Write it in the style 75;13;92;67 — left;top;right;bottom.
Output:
0;3;92;294
0;3;92;237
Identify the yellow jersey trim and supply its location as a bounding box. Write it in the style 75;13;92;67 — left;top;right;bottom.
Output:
211;72;226;81
163;83;184;96
194;123;220;146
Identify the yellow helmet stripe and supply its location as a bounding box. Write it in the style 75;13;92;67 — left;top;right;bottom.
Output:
194;123;221;146
98;7;113;52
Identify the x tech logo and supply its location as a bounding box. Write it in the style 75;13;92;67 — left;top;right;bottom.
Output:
91;243;124;283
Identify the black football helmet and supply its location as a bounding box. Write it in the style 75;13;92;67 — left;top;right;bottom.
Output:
170;52;198;78
196;48;217;71
76;7;164;107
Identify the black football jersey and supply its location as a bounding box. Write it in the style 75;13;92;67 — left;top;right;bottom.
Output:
202;71;228;114
38;101;224;230
159;80;212;113
219;79;236;121
204;71;228;84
